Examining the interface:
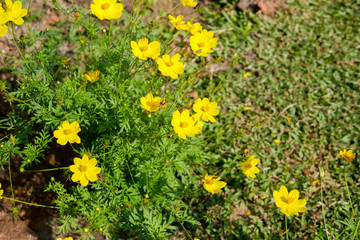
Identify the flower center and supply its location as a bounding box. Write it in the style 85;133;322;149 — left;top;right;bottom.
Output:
148;101;157;107
78;165;87;172
206;179;214;185
101;3;111;10
287;197;295;204
200;105;210;112
180;122;189;128
198;42;205;48
140;46;148;52
246;164;252;168
166;61;174;67
64;129;73;135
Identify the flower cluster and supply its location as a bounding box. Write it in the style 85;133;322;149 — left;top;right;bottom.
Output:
171;97;219;139
0;0;28;37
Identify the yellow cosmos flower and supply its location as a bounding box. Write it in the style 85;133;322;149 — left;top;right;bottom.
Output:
274;139;281;145
181;0;198;7
168;15;188;30
201;174;227;194
0;24;7;37
56;237;73;240
193;97;220;122
91;0;123;20
340;149;356;162
1;0;27;25
273;185;307;217
70;154;101;187
53;121;81;145
0;8;10;37
243;106;251;111
131;38;161;60
171;110;203;139
140;93;166;112
186;21;202;35
189;29;218;57
157;53;184;79
0;182;4;199
240;155;260;178
84;70;100;83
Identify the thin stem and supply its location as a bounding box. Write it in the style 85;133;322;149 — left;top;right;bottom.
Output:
176;216;193;240
344;173;355;219
1;196;56;208
0;50;23;81
9;24;31;71
320;175;330;240
352;218;360;240
285;216;289;240
8;151;15;209
23;167;69;172
108;19;113;37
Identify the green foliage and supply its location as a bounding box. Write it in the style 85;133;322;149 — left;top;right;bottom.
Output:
0;0;359;239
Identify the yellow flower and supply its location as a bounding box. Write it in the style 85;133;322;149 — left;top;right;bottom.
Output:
53;121;81;145
181;0;198;7
90;0;123;20
243;72;250;78
189;29;217;57
311;180;319;186
201;174;227;194
240;155;260;178
84;70;100;83
168;15;188;30
285;117;291;123
273;185;307;217
192;97;220;122
171;110;203;139
131;38;161;60
274;139;281;145
157;53;184;79
340;149;356;162
186;21;202;35
1;0;27;25
194;238;200;240
243;106;251;111
56;237;73;240
140;93;166;112
0;9;10;37
0;183;4;199
69;154;101;187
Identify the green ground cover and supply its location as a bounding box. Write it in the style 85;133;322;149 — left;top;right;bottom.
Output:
194;0;359;239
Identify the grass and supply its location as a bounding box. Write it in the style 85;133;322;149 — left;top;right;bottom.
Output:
190;0;359;239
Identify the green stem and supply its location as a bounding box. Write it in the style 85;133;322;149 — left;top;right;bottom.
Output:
352;218;360;240
285;216;289;240
8;149;15;209
176;216;193;240
0;50;23;81
320;174;330;240
344;173;355;219
9;24;31;71
108;19;113;37
2;196;55;208
23;167;69;172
